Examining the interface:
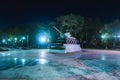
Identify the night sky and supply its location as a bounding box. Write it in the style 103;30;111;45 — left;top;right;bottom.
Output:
0;0;120;27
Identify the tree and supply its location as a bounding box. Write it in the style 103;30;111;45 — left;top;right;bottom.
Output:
55;14;84;40
100;19;120;49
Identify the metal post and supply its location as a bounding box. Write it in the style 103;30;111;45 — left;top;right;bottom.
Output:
27;35;29;48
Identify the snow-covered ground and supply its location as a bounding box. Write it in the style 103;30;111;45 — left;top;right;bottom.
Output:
0;49;120;80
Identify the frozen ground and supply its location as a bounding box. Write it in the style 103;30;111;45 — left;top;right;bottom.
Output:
0;49;120;80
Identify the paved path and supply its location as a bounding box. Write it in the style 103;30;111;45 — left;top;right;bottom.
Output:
0;49;120;80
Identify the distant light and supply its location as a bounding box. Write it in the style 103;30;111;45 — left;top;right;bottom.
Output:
7;53;10;56
39;36;47;43
114;35;120;38
21;58;26;66
14;58;17;63
22;58;25;63
117;35;120;38
14;37;18;41
101;35;105;39
101;33;110;39
14;58;17;61
2;53;5;56
8;39;11;41
2;39;6;43
22;36;26;40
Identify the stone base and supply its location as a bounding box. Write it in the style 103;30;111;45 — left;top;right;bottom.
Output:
64;44;81;53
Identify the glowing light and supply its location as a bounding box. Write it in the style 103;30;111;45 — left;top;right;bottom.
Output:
39;36;47;43
101;33;111;39
114;35;120;38
22;59;25;63
14;58;17;61
21;58;26;66
8;39;11;42
101;35;105;39
2;53;5;56
37;59;48;64
14;37;18;41
7;53;10;56
22;36;26;40
14;58;17;63
2;39;6;43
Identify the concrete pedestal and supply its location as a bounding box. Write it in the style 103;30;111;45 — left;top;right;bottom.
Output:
64;44;81;53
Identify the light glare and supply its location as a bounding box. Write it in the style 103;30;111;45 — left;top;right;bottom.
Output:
22;36;26;40
40;36;46;43
101;35;105;39
2;39;6;43
37;59;48;64
14;37;18;41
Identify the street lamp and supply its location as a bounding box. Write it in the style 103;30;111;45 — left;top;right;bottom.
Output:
14;37;18;41
14;37;18;47
2;39;6;43
101;33;110;49
2;39;7;46
22;36;26;40
101;35;105;39
21;36;26;47
39;36;47;43
38;34;49;48
8;39;11;42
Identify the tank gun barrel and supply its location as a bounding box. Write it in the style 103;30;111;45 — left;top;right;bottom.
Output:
53;26;66;38
53;26;63;34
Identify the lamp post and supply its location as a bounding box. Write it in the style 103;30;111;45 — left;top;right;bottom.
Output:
101;34;109;49
21;36;26;47
7;38;11;46
22;36;26;40
2;39;6;46
27;35;29;48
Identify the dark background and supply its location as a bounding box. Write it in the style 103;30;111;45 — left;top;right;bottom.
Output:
0;0;120;27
